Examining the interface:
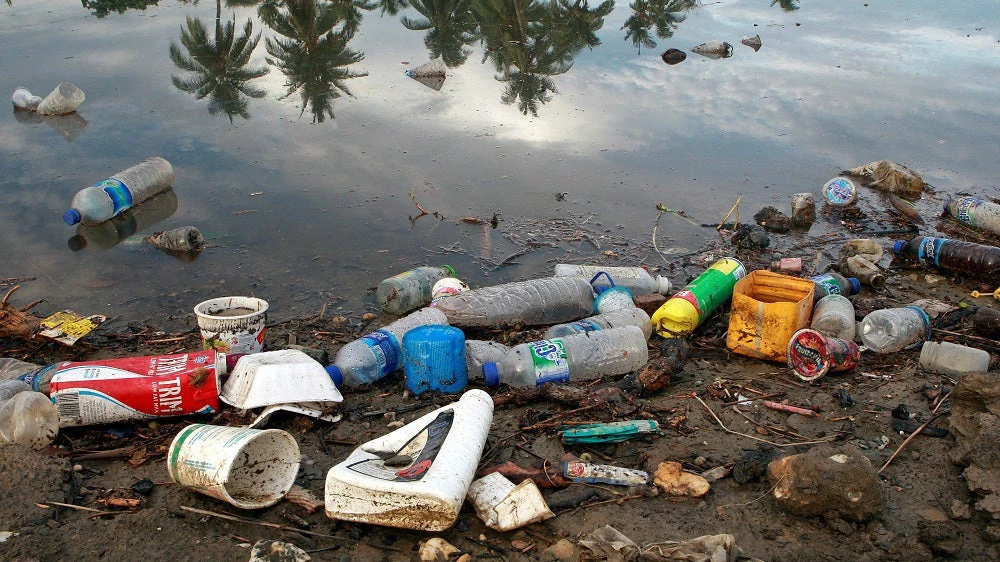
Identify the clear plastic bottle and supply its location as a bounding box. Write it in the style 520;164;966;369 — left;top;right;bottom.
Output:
0;391;59;448
482;326;648;387
431;276;594;327
465;340;510;379
553;264;672;295
842;255;885;288
326;307;448;387
858;306;930;354
69;188;179;251
810;272;861;298
919;341;991;376
0;379;31;402
543;307;652;340
11;86;42;111
809;294;856;340
63;157;175;225
0;358;43;381
893;236;1000;280
36;82;85;116
945;196;1000;237
377;265;456;315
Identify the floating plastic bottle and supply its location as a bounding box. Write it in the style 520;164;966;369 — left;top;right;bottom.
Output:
0;390;59;448
377;266;456;315
465;340;510;379
893;236;1000;280
553;264;672;295
810;294;856;341
651;258;746;338
810;272;861;298
325;390;493;531
945;196;1000;237
63;157;175;225
919;341;991;377
431;276;594;327
11;86;42;111
543;307;652;340
36;82;85;116
68;188;179;251
482;326;648;388
326;307;448;387
858;306;930;354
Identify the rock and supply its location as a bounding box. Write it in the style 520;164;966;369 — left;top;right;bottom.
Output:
767;444;884;522
741;34;762;51
918;520;964;557
249;540;311;562
731;223;770;249
540;539;579;562
949;373;1000;520
733;444;778;484
950;500;973;521
917;508;949;522
653;461;710;497
661;49;686;65
753;206;791;233
823;511;855;536
701;465;730;483
634;292;668;316
419;538;460;561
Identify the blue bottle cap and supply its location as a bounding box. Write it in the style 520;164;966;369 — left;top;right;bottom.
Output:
483;362;500;386
943;198;953;214
847;277;861;295
892;240;905;254
63;208;82;225
325;364;343;387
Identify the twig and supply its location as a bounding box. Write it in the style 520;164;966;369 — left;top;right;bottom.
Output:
693;395;835;448
409;191;429;214
717;195;742;230
878;410;949;474
519;405;602;431
715;476;786;510
146;336;187;345
41;500;103;513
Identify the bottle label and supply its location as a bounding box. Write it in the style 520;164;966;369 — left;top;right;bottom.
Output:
955;197;981;227
528;339;569;384
17;364;58;392
359;329;401;377
812;274;842;296
915;237;945;268
94;178;134;214
565;319;601;334
345;410;453;481
683;258;747;321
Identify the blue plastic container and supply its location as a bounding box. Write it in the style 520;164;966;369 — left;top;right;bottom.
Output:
402;325;468;395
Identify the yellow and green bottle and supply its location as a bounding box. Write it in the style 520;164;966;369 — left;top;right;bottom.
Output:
651;257;746;338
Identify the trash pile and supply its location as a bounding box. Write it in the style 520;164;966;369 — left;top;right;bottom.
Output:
1;159;999;560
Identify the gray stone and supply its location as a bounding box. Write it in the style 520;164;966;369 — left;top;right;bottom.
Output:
918;520;964;557
767;444;884;522
950;499;973;521
540;539;579;562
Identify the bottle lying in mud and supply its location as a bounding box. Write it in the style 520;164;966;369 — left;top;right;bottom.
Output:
377;265;456;315
325;389;493;531
431;276;595;327
651;258;746;338
553;264;672;295
893;236;1000;280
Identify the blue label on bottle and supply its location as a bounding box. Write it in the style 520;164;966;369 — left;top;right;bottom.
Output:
567;319;601;334
359;329;401;377
915;237;945;268
955;197;981;227
16;364;58;392
94;178;134;214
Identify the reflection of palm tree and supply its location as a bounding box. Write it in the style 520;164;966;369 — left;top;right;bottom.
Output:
621;0;696;54
262;0;368;123
770;0;798;11
169;2;269;122
81;0;159;18
546;0;614;52
401;0;478;67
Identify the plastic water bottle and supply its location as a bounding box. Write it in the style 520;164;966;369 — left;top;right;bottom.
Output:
63;157;175;225
431;276;594;327
842;255;885;288
553;264;672;295
809;295;856;340
36;82;85;116
377;265;456;315
858;306;930;354
465;340;510;379
945;196;1000;237
893;236;1000;280
326;307;448;387
919;341;991;377
11;86;42;111
651;258;746;338
543;307;652;340
810;272;861;298
0;390;59;448
482;326;648;387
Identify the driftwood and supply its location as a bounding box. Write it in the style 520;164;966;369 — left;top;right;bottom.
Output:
0;285;42;340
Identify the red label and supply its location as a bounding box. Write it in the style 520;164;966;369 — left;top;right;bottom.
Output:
674;290;701;315
49;351;221;426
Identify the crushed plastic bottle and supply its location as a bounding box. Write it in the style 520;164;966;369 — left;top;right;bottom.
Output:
63;157;175;225
893;236;1000;280
858;306;930;354
553;264;672;295
809;294;856;341
543;307;652;340
431;276;594;327
0;390;59;448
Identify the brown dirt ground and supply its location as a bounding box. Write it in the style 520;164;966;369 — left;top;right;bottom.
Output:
2;219;999;562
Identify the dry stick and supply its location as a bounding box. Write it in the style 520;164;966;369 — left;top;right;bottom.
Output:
146;336;186;344
693;395;836;448
178;506;402;551
519;404;602;431
409;191;429;215
715;476;787;510
717;194;742;230
878;410;949;474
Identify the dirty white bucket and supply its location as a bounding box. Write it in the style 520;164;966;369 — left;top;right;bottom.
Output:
194;296;268;354
221;349;343;409
167;424;300;509
467;472;554;531
325;389;493;531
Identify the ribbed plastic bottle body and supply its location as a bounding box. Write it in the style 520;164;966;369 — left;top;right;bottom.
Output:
64;157;175;225
333;307;449;387
809;295;856;340
487;326;648;387
0;391;59;448
544;307;652;340
553;264;671;295
894;236;1000;279
0;379;31;402
432;276;594;327
919;341;991;376
465;340;510;379
946;197;1000;237
810;273;860;298
859;306;930;354
377;266;455;315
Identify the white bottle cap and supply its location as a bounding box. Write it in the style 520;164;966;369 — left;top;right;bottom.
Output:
655;276;672;295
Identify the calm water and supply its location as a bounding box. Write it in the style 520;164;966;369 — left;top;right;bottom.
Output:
1;0;997;331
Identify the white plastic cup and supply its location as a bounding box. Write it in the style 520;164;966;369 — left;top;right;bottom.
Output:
167;424;300;509
194;296;268;354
